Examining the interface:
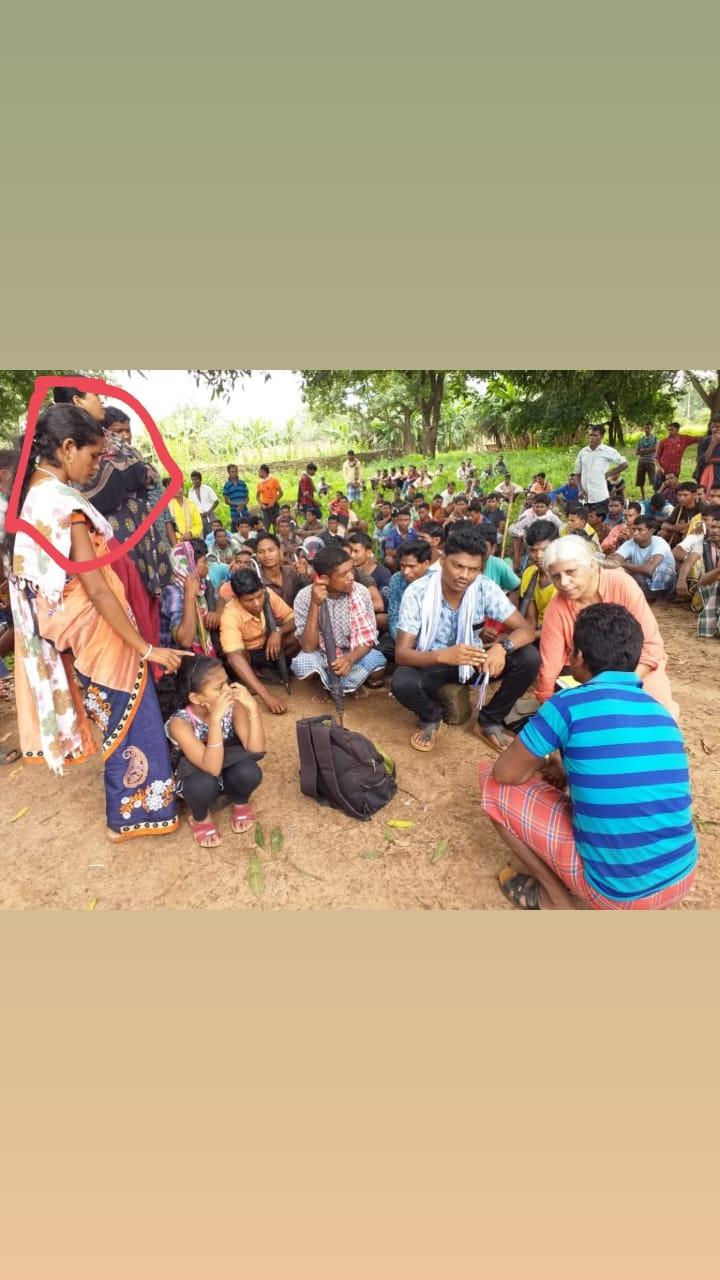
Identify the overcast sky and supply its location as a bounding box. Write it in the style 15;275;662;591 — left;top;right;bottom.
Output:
106;369;304;428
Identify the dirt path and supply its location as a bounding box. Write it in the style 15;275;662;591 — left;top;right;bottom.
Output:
1;605;717;910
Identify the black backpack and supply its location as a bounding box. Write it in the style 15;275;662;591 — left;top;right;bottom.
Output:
296;716;397;821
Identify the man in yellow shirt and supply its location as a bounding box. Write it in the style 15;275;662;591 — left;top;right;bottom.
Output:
162;478;204;545
219;568;296;715
562;503;600;547
256;465;283;533
518;520;560;639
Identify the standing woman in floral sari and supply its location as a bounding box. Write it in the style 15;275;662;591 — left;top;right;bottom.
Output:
6;403;192;842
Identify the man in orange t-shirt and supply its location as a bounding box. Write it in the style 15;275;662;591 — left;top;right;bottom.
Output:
256;464;284;532
219;567;297;715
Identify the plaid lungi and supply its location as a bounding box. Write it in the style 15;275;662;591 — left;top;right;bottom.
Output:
477;762;696;910
696;582;720;638
291;647;386;692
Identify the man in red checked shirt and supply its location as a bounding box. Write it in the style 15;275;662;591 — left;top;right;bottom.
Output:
297;461;319;516
654;422;698;490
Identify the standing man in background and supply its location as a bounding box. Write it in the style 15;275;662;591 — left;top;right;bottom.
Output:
223;463;250;533
342;450;363;505
189;470;219;535
634;422;659;501
256;464;283;532
574;425;627;516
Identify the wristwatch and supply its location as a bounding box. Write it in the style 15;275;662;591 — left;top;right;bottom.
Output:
496;636;515;656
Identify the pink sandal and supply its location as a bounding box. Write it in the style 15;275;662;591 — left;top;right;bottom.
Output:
188;815;221;847
231;804;255;835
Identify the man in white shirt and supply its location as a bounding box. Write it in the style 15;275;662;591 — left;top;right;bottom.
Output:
494;476;524;504
440;481;458;508
508;495;562;570
190;470;219;534
574;426;627;515
608;516;676;600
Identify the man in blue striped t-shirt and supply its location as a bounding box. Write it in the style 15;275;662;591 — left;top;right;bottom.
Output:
222;463;250;532
478;603;698;910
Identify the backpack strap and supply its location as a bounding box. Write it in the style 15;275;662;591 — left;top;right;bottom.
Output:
309;721;363;819
518;565;539;617
296;718;320;801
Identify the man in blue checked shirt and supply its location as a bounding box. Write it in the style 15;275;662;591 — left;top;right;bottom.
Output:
479;603;698;911
222;463;250;532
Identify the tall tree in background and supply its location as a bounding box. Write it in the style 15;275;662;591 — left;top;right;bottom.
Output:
493;370;680;447
301;370;484;457
0;369;71;444
683;371;720;424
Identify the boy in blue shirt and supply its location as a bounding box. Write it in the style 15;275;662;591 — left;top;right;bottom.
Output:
479;603;697;910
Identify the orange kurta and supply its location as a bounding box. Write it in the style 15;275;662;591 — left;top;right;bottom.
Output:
537;568;678;718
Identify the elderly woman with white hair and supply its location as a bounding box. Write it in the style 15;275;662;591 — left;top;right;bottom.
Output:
534;535;677;718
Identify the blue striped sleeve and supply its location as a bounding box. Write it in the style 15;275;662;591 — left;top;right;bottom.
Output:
519;697;571;758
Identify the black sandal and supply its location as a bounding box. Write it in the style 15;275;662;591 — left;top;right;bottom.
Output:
0;747;21;766
499;870;541;910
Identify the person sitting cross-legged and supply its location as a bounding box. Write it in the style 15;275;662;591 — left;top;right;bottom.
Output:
478;604;698;911
607;515;677;602
390;523;539;753
219;569;296;716
290;545;387;697
380;538;433;663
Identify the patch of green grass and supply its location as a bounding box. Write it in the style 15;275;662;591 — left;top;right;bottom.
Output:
183;438;701;530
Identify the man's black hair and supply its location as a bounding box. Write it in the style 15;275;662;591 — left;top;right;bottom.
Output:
677;480;698;493
706;505;720;520
395;506;411;518
627;501;642;514
526;519;560;547
313;544;353;577
398;538;431;564
255;531;279;548
635;516;660;533
422;520;445;541
531;493;550;506
347;530;373;550
444;523;488;559
567;503;589;520
468;498;483;513
572;604;643;675
230;568;263;598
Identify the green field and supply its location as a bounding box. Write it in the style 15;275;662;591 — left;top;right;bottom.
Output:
186;438;704;532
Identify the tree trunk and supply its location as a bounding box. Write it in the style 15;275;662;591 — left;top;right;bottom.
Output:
603;397;625;447
685;371;720;423
401;407;415;452
419;371;445;456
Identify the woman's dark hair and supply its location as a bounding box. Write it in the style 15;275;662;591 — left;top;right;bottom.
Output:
189;537;208;561
52;385;91;405
160;655;225;723
572;604;644;675
5;403;104;557
104;406;130;428
444;523;488;559
526;519;560;547
398;538;431;564
0;447;18;471
230;568;263;598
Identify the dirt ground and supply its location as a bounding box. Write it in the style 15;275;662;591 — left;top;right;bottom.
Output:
0;604;718;910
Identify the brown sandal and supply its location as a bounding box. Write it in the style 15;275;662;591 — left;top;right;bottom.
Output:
410;722;442;752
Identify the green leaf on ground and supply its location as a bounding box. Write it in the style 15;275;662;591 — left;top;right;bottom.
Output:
270;827;284;853
254;825;265;849
361;849;384;860
247;853;265;897
429;839;450;864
